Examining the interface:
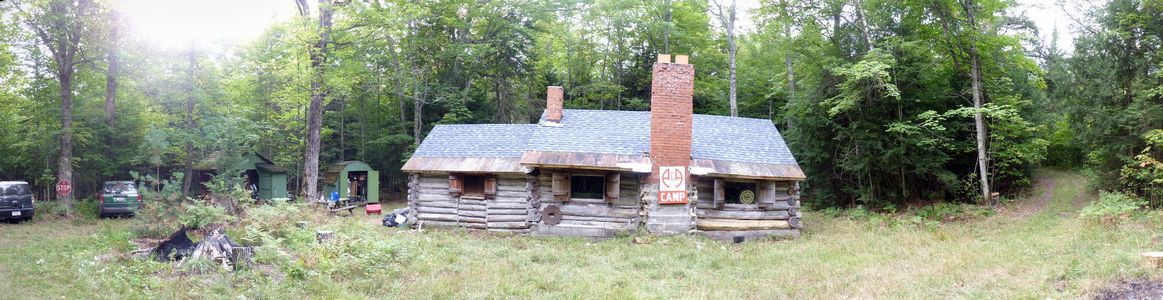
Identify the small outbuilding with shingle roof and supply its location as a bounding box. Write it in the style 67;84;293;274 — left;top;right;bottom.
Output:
402;54;805;241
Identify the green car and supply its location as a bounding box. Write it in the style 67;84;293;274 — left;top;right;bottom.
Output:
99;181;141;217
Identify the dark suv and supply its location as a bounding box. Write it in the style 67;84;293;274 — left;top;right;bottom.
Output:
0;181;35;222
99;181;141;217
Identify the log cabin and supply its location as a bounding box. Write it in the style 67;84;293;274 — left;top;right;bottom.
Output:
402;54;806;241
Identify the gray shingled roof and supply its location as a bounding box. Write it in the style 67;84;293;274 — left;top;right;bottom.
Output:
412;109;799;166
691;114;798;165
527;110;650;155
412;124;536;158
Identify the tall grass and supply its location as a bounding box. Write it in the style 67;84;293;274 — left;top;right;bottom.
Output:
1;172;1160;298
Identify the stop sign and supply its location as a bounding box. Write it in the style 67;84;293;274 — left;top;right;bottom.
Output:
55;180;72;196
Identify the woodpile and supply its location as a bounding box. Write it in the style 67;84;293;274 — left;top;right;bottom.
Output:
183;228;253;270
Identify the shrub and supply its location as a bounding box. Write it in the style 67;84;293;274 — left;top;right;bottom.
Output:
239;202;312;243
73;199;100;220
914;202;994;222
180;200;235;229
1080;191;1146;225
131;173;188;238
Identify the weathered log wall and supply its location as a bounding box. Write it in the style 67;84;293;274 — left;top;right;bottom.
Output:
409;172;805;241
410;173;534;233
532;171;642;238
693;177;802;240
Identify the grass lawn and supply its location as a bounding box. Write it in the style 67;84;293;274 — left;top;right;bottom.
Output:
1;171;1160;298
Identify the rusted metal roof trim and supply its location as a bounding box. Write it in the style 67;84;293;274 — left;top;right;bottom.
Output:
519;151;651;173
402;157;528;173
689;158;806;180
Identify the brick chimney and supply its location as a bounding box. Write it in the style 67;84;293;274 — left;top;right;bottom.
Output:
649;54;694;181
546;86;564;123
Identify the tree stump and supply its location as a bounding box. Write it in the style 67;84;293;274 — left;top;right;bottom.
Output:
230;246;254;270
1142;252;1163;268
316;230;335;243
296;221;309;229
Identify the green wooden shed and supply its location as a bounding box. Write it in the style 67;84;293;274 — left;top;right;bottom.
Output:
323;161;379;203
235;153;290;200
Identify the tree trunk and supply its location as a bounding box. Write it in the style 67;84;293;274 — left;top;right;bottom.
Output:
388;37;408;122
25;0;95;215
713;0;738;117
182;46;197;197
727;0;737;117
300;0;333;202
412;64;424;147
57;65;75;214
962;0;992;206
853;0;874;52
104;12;119;128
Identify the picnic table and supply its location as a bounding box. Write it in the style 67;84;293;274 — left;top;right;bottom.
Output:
328;197;364;217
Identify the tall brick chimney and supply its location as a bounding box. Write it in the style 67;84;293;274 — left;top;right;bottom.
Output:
546;86;564;123
649;54;694;181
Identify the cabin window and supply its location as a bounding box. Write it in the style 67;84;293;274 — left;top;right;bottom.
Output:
570;175;605;200
462;175;486;199
725;181;758;204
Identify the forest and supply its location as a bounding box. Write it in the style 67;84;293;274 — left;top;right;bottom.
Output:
0;0;1160;215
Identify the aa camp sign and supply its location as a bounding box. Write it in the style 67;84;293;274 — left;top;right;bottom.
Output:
658;166;687;204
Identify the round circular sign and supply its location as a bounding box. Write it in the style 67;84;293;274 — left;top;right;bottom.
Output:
739;190;755;204
660;167;685;189
55;180;72;196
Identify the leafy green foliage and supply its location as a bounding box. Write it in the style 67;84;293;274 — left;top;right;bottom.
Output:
179;201;235;230
1120;130;1163;206
1080;191;1146;226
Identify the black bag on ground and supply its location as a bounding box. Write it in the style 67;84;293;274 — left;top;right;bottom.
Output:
152;226;195;262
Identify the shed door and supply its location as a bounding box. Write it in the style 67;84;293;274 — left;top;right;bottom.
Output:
258;172;272;200
367;170;380;203
271;173;288;198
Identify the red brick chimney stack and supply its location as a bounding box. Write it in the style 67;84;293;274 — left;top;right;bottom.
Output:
546;86;564;123
649;54;694;181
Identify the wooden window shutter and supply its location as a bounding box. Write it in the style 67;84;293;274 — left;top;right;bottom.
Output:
552;172;570;201
605;173;620;203
448;174;464;196
484;176;497;199
713;178;725;209
758;181;776;209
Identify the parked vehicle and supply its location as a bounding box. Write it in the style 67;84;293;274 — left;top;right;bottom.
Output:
99;181;141;217
0;181;35;222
